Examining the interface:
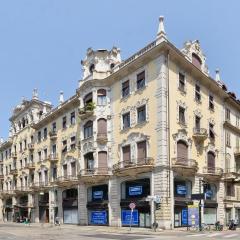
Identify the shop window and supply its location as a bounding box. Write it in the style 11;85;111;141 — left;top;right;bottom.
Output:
84;121;93;139
174;180;191;198
91;184;108;201
97;89;107;105
204;183;217;201
63;188;78;199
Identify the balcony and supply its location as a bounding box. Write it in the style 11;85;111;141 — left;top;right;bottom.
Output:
11;152;17;159
54;175;78;187
224;119;240;134
78;104;94;120
49;131;57;141
0;173;4;180
223;167;240;181
14;186;32;194
96;133;108;144
79;168;111;184
29;181;50;190
48;153;59;163
25;162;35;170
10;168;18;176
1;190;15;196
28;143;34;151
202;166;223;180
172;157;198;176
112;157;154;177
192;128;208;142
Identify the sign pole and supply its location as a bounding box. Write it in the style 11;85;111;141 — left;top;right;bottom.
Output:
129;209;133;231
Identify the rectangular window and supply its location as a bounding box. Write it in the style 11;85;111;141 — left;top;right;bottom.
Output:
44;148;48;160
195;115;201;130
19;142;22;152
179;106;185;125
24;139;27;150
70;112;76;125
38;151;42;162
136;71;145;90
226;108;231;121
62;116;67;129
122;145;131;162
122;112;130;129
62;140;67;154
70;136;76;150
137;105;146;124
52;122;57;133
137;141;147;163
209;123;215;140
38;131;41;143
122;80;130;97
43;128;48;139
195;84;201;102
226;132;231;147
209;94;214;110
236;116;240;127
179;72;185;92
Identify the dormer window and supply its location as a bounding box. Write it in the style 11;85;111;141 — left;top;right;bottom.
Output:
192;53;202;69
89;64;95;73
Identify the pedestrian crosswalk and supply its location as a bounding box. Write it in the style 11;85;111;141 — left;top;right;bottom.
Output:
187;232;240;239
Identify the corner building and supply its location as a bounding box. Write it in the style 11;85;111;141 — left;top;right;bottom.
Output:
0;17;240;229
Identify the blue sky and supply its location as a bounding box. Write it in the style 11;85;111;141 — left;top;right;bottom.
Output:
0;0;240;139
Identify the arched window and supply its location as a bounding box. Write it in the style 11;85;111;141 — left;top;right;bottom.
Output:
192;53;202;69
84;121;93;139
97;89;107;105
177;140;188;162
97;118;107;135
207;151;215;171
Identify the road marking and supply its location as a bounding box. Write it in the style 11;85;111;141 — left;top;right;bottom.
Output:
187;233;208;237
223;233;239;238
208;233;223;237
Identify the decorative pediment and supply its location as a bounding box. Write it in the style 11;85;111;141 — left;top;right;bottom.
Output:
181;40;209;75
208;118;216;125
172;129;192;146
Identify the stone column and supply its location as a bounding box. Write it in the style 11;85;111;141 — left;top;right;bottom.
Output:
49;189;55;224
34;194;39;223
12;196;17;222
57;189;63;224
109;177;121;227
154;54;172;229
78;184;87;225
218;181;225;224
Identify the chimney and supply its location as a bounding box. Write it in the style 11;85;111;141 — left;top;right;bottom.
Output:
157;16;166;39
59;91;64;104
32;88;38;100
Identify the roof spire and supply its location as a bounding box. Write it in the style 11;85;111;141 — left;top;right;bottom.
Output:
157;16;166;39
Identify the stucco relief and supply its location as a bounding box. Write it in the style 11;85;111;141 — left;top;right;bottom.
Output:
208;118;216;125
193;109;203;118
176;100;188;125
82;141;95;154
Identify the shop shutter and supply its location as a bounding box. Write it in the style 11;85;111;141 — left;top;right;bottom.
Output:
177;141;188;163
122;145;131;163
137;141;147;164
97;119;107;134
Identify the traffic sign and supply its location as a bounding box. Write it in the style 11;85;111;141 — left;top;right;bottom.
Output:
129;202;136;210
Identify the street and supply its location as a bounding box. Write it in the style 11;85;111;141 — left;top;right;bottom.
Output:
0;224;240;240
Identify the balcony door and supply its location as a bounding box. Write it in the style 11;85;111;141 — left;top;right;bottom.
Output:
122;145;131;166
98;151;108;173
177;140;188;164
97;119;107;135
207;152;215;172
137;141;147;164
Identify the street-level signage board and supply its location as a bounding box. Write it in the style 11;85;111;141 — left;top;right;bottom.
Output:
191;193;205;200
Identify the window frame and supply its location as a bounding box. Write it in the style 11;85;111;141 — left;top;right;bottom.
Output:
122;112;131;129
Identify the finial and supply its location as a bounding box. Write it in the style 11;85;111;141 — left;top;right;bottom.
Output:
32;88;38;100
215;68;221;82
157;16;166;39
59;91;64;104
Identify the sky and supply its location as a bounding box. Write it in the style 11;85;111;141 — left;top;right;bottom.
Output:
0;0;240;139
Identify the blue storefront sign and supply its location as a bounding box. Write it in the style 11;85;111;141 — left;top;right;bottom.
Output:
121;210;139;226
188;205;199;227
181;209;188;225
93;190;103;200
177;185;187;195
90;211;107;225
129;186;142;196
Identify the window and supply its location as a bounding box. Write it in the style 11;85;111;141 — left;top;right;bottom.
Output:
236;137;240;149
19;142;22;152
209;94;214;110
43;128;48;139
44;148;48;160
52;122;57;133
209;123;215;140
38;151;42;162
62;116;67;129
62;140;67;154
122;112;130;129
225;108;231;121
192;53;202;69
226;132;231;147
179;106;185;125
195;84;201;102
178;72;185;92
84;152;94;170
226;183;235;197
136;71;145;90
20;159;22;169
70;112;76;125
122;80;130;97
236;116;240;127
137;105;146;123
84;121;93;139
122;145;131;163
97;118;107;135
137;141;147;163
70;136;76;150
24;139;27;150
84;92;93;106
37;131;41;143
195;116;201;130
97;89;107;105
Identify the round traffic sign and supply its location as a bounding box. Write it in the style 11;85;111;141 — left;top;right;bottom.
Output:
129;202;136;209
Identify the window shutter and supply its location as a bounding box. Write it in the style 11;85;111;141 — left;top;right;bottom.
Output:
98;151;108;170
207;152;215;170
177;141;188;162
137;141;147;163
122;145;131;163
97;119;107;134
